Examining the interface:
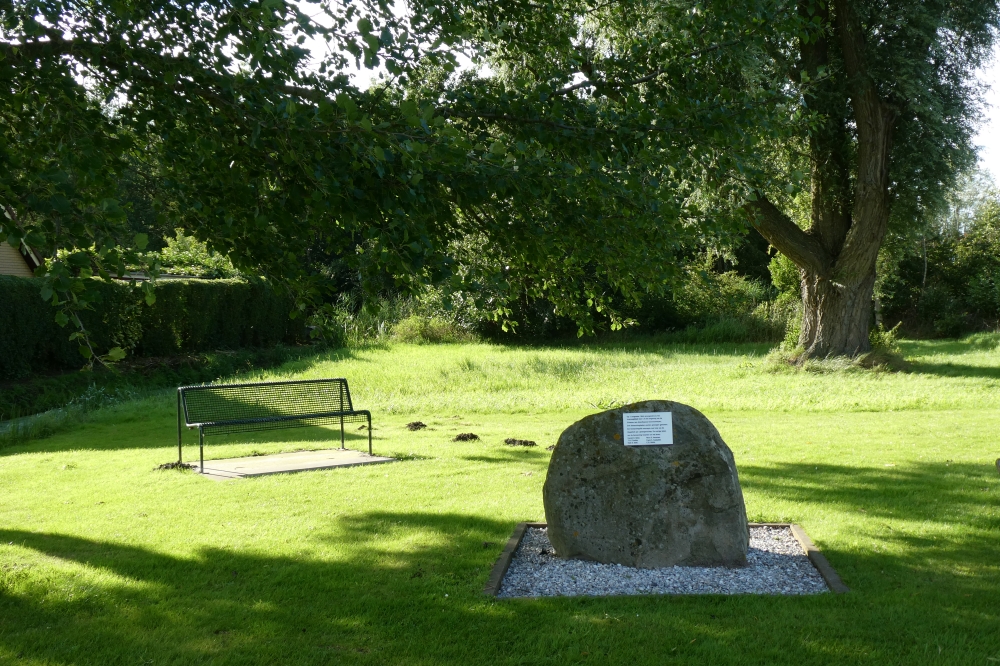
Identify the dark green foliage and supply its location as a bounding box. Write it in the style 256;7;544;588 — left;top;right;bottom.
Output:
880;202;1000;336
5;0;997;358
0;0;705;346
473;265;791;344
134;280;304;356
0;276;79;378
474;296;581;341
0;345;317;422
0;277;304;382
768;255;801;298
712;233;775;285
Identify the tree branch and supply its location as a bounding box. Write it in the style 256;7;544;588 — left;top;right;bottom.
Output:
550;39;743;97
441;110;583;131
832;0;896;283
0;36;79;60
746;193;831;277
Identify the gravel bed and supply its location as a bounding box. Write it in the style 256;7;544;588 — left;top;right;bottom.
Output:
497;526;829;598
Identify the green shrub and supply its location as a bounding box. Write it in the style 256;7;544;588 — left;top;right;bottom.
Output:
673;268;771;324
137;229;243;278
392;315;477;344
768;253;800;297
307;295;414;347
662;314;788;345
655;267;792;344
306;291;483;347
857;323;907;370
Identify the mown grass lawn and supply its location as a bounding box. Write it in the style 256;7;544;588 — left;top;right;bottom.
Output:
1;337;999;665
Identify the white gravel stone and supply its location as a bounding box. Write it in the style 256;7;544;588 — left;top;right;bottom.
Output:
497;526;830;598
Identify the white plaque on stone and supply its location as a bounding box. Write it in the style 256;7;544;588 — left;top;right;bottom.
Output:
622;411;673;446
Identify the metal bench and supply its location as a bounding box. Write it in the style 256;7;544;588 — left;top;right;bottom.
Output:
177;378;372;472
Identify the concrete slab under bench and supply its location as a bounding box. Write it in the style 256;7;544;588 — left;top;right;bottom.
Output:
188;448;395;481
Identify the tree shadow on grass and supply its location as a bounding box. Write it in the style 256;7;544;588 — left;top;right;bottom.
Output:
897;337;1000;357
461;448;550;465
2;504;999;665
1;410;379;459
896;337;1000;379
902;360;1000;380
739;460;1000;598
740;460;1000;529
0;346;380;457
0;513;505;664
178;426;381;466
202;425;373;448
3;508;1000;664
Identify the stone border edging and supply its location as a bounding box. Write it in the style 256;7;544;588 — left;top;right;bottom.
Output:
484;521;848;597
750;522;850;594
483;521;546;596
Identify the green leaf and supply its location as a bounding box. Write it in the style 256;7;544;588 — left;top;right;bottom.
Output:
400;99;418;120
106;346;126;362
357;18;372;34
134;233;149;250
336;94;358;115
54;311;69;327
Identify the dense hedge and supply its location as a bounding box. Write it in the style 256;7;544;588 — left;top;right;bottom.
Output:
0;276;305;381
0;276;80;378
0;345;321;422
132;280;304;355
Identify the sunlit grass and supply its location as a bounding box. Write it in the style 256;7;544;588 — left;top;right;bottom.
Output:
248;338;1000;413
1;336;999;664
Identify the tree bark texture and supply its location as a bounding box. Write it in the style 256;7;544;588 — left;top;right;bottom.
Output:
747;0;895;358
799;268;876;357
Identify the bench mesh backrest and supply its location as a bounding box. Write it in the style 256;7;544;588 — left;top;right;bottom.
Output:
182;379;354;434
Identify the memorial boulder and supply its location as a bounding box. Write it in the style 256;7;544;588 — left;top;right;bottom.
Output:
543;400;749;568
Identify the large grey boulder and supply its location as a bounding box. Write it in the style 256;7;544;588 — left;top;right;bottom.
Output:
543;400;748;568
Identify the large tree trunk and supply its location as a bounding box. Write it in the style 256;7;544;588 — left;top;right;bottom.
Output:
799;268;875;357
745;0;895;359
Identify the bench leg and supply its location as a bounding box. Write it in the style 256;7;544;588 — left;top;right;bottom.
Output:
177;391;183;464
340;415;345;450
368;414;372;455
199;428;205;473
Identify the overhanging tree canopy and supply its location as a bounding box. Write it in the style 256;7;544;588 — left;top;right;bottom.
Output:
1;0;727;358
2;0;997;359
455;0;999;355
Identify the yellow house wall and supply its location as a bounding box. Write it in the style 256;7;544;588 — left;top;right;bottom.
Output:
0;242;33;278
